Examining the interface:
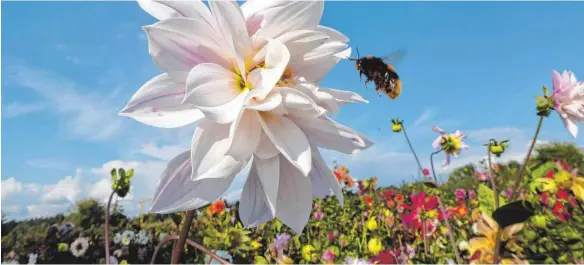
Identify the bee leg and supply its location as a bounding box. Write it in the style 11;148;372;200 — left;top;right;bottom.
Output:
375;88;381;97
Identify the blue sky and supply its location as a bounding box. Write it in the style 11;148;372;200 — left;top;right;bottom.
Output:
2;1;584;220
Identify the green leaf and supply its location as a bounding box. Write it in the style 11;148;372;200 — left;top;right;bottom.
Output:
477;183;507;215
492;200;535;228
118;168;126;179
125;169;134;179
110;168;117;181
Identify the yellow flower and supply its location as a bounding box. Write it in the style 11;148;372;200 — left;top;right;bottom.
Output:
366;217;378;230
427;209;438;219
554;162;584;201
440;226;449;236
469;212;524;264
555;170;572;189
384;209;391;217
251;241;262;250
368;238;383;254
392;123;403;133
120;260;128;265
302;245;315;261
277;255;294;264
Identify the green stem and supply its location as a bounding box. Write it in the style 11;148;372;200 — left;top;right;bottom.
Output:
429;149;463;264
509;116;544;202
402;125;424;177
487;149;503;264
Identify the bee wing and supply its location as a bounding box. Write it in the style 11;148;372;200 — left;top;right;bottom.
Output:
380;49;406;65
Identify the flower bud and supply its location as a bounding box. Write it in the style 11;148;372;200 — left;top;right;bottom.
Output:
367;238;383;254
392;123;402;132
531;215;547;230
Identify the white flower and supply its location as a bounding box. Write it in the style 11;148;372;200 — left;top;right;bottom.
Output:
2;260;18;264
121;230;135;246
135;230;150;245
122;0;372;234
458;240;469;251
70;237;89;257
113;233;122;244
28;253;37;265
344;256;368;265
551;70;584;138
109;256;118;265
471;222;479;234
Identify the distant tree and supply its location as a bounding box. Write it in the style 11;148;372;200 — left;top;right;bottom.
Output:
532;142;584;172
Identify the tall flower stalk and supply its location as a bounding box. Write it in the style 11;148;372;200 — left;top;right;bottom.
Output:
171;210;195;264
429;150;463;264
105;168;133;264
392;118;424;177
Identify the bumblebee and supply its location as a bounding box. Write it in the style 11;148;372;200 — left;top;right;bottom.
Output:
349;49;405;100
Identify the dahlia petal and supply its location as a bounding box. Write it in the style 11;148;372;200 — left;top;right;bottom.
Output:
552;70;562;92
254;0;324;40
316;25;349;43
137;0;213;22
311;144;344;206
293;116;370;155
208;0;252;78
191;119;244;180
227;109;261;162
246;91;283;112
276;30;329;59
255;131;280;160
238;156;279;227
257;112;312;176
291;42;348;83
432;126;446;134
280;88;326;118
119;73;203;128
319;87;369;104
150;150;238;214
559;113;579;138
276;155;313;234
184;63;244;124
143;18;230;72
247;40;291;101
256;156;280;216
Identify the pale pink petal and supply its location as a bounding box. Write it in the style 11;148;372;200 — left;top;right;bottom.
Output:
208;0;252;79
246;91;283;112
184;63;245;124
275;155;313;234
247;40;291;101
150;150;240;214
291;41;348;83
443;153;451;167
257;112;312;176
143;18;231;72
292;115;370;155
238;156;278;228
559;112;579;138
226;109;261;162
256;156;280;216
137;0;214;23
255;131;280;160
119;73;203;128
432;126;446;134
311;144;343;205
319;87;368;104
316;25;349;43
190;119;245;180
253;0;324;40
432;136;444;149
280;88;326;118
276;30;329;59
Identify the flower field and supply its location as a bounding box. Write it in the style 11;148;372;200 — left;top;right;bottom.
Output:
2;143;584;264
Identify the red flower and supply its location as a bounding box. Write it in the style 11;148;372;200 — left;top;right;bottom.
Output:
334;171;343;182
552;202;569;221
383;189;396;201
541;192;550;206
545;169;555;179
557;189;570;200
422;168;430;177
371;249;398;264
365;196;373;207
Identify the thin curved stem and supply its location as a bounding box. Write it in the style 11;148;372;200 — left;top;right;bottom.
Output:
151;235;231;264
429;149;463;264
171;210;195;264
487;149;503;264
105;190;116;265
402;125;424;177
509;116;544;202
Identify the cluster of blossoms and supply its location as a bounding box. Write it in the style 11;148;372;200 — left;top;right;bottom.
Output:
534;161;584;221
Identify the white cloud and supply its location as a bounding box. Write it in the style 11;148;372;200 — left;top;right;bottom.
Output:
27;203;70;218
138;143;186;161
27;158;71;170
411;108;436;128
4;60;124;140
2;178;23;199
42;172;82;203
2;101;47;119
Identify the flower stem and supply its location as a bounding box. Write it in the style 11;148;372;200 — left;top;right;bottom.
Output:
402;125;424;177
509;116;544;202
422;219;428;256
151;235;230;264
105;190;116;265
171;210;195;264
487;149;504;264
429;149;463;264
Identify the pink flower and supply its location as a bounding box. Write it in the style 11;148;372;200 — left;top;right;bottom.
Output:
474;171;489;182
432;126;469;167
468;190;476;200
422;168;430;177
551;70;584;138
322;249;335;263
314;211;324;221
455;189;467;199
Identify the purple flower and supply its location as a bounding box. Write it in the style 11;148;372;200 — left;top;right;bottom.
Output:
231;216;236;224
455;189;467;199
273;233;291;253
314;211;324;221
321;249;335;263
468;190;476;200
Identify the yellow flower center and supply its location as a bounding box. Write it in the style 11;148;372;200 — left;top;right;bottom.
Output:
554;170;573;189
235;61;294;93
441;135;462;154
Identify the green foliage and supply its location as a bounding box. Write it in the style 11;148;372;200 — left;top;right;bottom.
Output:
477;183;507;215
